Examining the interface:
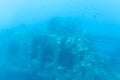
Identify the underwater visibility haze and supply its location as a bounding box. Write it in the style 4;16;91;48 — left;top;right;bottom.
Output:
0;0;120;80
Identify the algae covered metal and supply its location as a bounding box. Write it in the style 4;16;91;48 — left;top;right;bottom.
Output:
0;18;119;80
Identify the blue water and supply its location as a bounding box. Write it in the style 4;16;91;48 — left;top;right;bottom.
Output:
0;0;120;80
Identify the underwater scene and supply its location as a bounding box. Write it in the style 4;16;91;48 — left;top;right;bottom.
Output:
0;0;120;80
